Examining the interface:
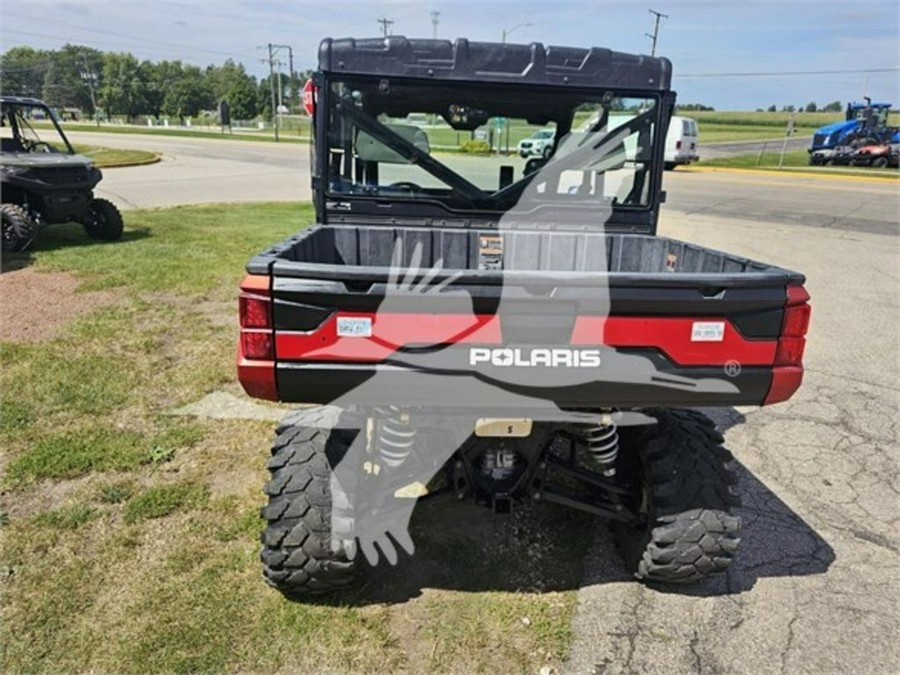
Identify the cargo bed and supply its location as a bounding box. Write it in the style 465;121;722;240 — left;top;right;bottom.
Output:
249;223;802;286
239;223;808;410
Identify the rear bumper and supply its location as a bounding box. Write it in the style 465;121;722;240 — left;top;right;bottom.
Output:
269;356;777;409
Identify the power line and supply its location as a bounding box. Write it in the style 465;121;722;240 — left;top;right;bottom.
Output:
1;11;260;62
677;66;900;78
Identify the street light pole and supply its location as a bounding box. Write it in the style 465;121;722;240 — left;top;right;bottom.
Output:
501;22;533;43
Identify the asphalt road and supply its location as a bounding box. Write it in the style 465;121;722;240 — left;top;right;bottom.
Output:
70;131;896;236
68;130;900;675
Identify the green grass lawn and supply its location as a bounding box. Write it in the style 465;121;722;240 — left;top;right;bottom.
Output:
70;144;159;168
45;109;837;150
0;202;590;674
698;149;899;178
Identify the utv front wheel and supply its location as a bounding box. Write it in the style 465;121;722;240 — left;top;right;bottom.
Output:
1;203;37;252
261;424;356;596
83;198;123;241
615;408;741;583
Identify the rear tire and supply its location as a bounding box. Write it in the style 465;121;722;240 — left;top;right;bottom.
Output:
261;423;357;596
614;408;741;584
1;203;37;252
83;198;123;241
664;161;676;171
872;157;889;169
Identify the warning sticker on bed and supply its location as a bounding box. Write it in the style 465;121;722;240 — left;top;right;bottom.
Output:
691;321;726;342
478;235;504;270
337;316;373;337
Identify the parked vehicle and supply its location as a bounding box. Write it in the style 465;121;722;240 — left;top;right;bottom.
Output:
809;98;898;164
851;143;896;168
517;128;555;158
1;96;122;252
239;37;810;596
664;115;699;169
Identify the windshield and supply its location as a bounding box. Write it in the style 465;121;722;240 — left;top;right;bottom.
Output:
322;77;660;213
0;103;73;154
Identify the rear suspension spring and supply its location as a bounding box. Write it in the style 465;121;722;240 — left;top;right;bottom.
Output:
374;406;416;469
581;413;619;477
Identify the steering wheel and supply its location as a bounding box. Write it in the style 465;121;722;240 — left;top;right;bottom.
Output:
388;181;423;192
24;140;55;153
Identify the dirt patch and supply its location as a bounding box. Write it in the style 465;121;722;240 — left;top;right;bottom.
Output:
0;268;117;342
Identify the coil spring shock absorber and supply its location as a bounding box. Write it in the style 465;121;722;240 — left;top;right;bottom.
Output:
374;406;416;469
581;411;619;477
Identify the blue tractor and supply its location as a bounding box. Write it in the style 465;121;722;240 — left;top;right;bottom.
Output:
809;98;898;165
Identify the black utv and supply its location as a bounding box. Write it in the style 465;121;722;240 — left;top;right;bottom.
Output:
1;96;123;252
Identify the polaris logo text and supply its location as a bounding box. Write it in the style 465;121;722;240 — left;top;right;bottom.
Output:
469;347;602;368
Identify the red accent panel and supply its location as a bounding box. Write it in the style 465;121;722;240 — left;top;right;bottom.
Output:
764;366;803;405
276;312;776;367
240;274;270;294
238;358;278;401
276;312;502;361
571;316;777;366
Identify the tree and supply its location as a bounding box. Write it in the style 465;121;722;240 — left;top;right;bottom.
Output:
41;44;104;114
100;52;150;122
822;100;842;112
804;101;817;113
0;46;52;99
161;65;213;122
146;60;185;119
207;59;258;119
767;104;777;112
227;77;259;120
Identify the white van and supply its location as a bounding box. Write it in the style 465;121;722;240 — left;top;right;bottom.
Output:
665;116;699;169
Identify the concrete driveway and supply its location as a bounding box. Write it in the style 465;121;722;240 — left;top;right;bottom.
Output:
567;209;899;675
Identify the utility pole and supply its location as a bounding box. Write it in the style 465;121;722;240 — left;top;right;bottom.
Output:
80;54;100;127
645;9;668;57
431;11;440;38
265;43;279;141
502;22;533;44
377;16;394;37
270;44;294;109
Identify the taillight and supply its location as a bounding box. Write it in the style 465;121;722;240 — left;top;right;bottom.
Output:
237;274;277;400
775;285;811;366
240;331;274;360
676;140;682;149
775;336;806;366
239;295;271;328
781;303;811;337
765;285;811;404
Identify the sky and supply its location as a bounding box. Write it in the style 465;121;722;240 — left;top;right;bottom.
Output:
1;0;897;110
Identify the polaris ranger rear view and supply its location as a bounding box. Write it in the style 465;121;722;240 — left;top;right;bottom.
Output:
238;37;811;595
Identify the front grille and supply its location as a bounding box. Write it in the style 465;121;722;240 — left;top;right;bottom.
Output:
34;166;90;185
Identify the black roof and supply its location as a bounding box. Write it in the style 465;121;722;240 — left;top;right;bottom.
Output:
319;36;671;91
0;96;49;106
